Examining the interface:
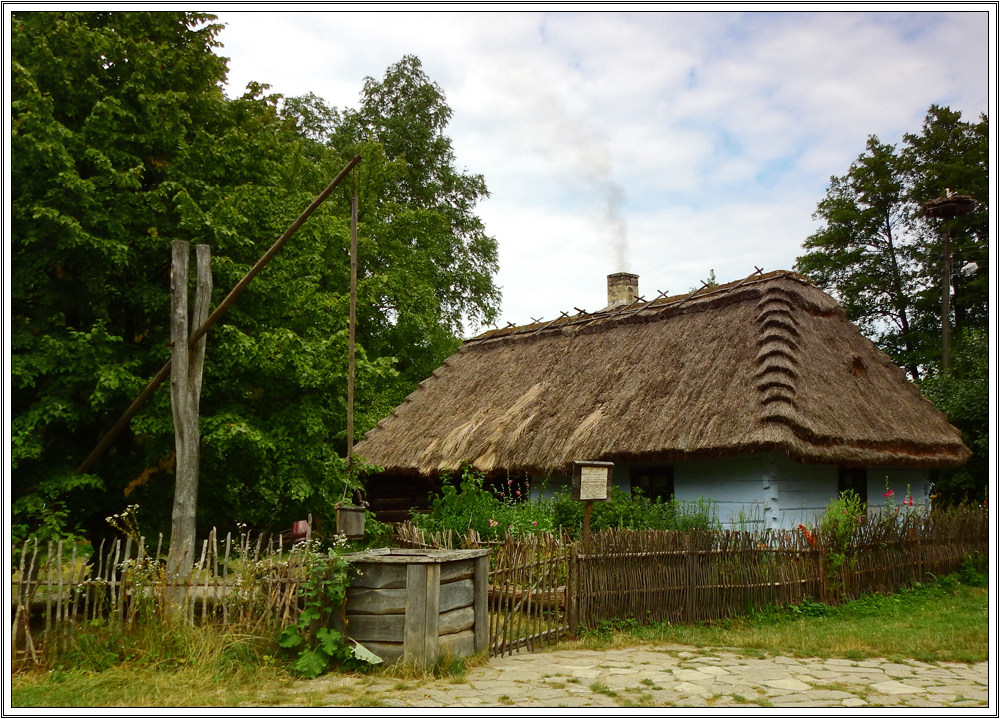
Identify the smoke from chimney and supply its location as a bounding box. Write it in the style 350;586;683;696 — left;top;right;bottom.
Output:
511;85;631;272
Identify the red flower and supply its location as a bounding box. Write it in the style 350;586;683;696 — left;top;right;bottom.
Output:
797;524;816;547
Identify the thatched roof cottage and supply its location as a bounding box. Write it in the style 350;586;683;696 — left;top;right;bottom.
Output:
356;270;969;528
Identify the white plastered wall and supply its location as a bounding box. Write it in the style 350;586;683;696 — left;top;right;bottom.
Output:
528;454;931;530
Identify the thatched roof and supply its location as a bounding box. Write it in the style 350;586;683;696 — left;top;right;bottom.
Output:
356;270;970;476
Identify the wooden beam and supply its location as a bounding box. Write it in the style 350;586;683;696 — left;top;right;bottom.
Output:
75;155;362;474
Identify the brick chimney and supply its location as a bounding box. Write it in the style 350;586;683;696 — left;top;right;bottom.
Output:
606;272;639;309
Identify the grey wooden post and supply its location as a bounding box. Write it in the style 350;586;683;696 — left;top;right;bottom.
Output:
404;563;441;668
473;554;489;653
166;242;212;589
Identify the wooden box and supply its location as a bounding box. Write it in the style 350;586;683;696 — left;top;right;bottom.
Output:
340;548;490;667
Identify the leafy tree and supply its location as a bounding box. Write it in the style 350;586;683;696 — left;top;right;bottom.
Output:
795;105;989;502
12;14;497;547
919;329;989;504
327;55;501;384
12;10;238;544
795;137;923;379
904;106;989;344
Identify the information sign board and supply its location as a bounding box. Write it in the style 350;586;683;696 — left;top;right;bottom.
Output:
571;461;613;502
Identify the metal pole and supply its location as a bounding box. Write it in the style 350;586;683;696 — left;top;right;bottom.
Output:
76;155;363;474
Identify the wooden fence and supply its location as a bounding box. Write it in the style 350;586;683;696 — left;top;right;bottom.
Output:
487;531;573;657
11;506;987;664
396;505;987;648
11;527;318;664
574;506;987;629
575;528;818;628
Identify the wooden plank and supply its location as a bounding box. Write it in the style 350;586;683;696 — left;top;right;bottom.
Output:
347;587;407;615
359;641;405;665
440;578;474;613
423;563;441;664
346;613;405;643
473;554;488;653
439;629;475;658
404;564;428;667
440;559;475;584
351;563;407;590
439;606;475;636
345;549;489;564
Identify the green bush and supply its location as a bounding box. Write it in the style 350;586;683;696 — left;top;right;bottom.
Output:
415;469;720;539
416;467;555;540
958;552;988;587
551;486;719;535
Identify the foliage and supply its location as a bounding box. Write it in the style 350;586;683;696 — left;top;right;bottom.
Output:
415;467;557;540
551;486;720;535
14;622;293;707
12;12;499;548
290;56;501;385
796;136;923;377
816;490;866;591
796;105;988;378
347;510;395;550
276;539;381;678
795;104;988;498
919;329;989;503
956;551;987;588
416;466;502;539
415;468;720;539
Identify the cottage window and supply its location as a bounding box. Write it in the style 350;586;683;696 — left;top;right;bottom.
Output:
837;467;868;505
629;466;674;503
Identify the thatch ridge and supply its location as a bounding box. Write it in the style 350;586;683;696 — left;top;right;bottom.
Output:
356;270;969;476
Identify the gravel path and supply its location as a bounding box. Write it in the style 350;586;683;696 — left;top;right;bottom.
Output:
281;644;991;709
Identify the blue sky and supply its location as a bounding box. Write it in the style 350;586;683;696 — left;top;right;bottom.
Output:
214;8;991;333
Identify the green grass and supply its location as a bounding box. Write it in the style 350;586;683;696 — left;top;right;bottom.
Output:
589;681;617;697
11;623;301;707
12;574;987;707
12;657;297;708
572;576;987;663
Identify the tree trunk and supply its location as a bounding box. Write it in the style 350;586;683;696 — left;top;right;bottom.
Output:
166;242;212;595
882;222;920;380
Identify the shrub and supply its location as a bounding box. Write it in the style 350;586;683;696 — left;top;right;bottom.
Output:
415;466;555;540
414;469;721;538
551;486;719;535
817;490;867;599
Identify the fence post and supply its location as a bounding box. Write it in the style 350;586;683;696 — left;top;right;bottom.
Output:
567;542;579;634
684;532;695;623
817;536;827;605
473;553;489;654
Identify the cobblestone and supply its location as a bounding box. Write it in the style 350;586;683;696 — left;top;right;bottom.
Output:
287;643;991;708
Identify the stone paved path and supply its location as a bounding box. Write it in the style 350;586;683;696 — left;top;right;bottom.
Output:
287;644;991;709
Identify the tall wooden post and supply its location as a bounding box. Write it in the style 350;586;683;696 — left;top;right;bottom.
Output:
941;222;952;373
582;501;593;556
166;242;212;589
346;194;358;487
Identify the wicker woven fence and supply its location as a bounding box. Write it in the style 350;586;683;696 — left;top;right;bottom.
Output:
11;527;316;664
575;528;819;628
11;506;986;664
575;506;988;629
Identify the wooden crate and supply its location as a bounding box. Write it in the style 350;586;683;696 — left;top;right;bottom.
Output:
341;548;489;667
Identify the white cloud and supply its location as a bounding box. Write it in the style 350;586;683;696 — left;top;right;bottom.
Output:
214;8;991;334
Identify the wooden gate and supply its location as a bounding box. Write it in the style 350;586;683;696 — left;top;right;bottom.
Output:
487;531;573;657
